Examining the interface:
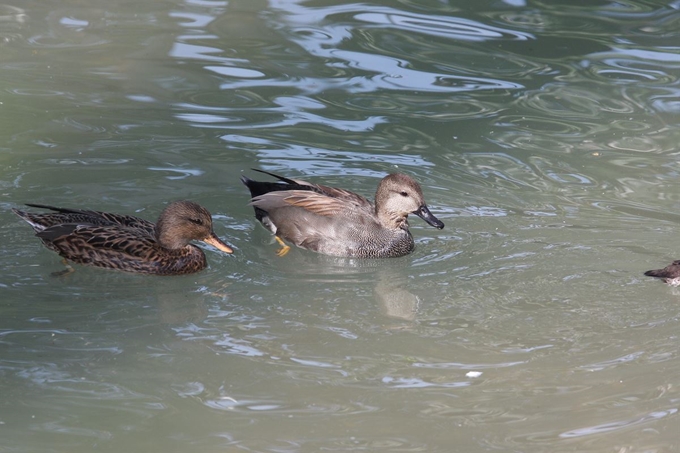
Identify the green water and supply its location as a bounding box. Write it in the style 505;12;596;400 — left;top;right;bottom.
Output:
2;0;680;451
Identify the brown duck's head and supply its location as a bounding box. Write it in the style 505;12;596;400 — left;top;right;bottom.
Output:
375;173;445;229
155;200;233;253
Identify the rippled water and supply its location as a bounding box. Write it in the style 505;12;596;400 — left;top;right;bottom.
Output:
2;0;680;451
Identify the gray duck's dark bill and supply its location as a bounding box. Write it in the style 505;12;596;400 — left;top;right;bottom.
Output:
415;205;444;229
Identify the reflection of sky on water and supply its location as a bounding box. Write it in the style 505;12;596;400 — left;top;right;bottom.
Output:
164;0;679;163
139;0;680;241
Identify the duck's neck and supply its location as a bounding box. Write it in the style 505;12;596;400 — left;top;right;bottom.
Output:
155;224;188;250
376;207;409;230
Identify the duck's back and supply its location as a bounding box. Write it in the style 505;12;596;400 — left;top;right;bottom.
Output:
15;204;155;236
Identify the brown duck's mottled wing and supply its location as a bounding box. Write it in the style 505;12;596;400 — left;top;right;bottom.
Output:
37;224;156;257
21;204;155;236
13;207;97;231
36;224;202;274
95;212;156;236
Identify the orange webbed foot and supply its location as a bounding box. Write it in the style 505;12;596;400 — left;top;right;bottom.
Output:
274;236;291;257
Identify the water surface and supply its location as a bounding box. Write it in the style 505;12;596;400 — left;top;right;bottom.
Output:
2;0;680;451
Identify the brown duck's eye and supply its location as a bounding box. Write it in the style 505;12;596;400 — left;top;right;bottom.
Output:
188;218;204;225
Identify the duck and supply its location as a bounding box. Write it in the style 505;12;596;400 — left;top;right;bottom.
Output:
12;200;233;275
644;261;680;286
241;169;444;258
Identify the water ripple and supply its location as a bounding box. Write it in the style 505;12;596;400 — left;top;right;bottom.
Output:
386;13;525;40
35;421;113;440
586;47;680;85
560;408;678;438
169;2;531;101
381;376;470;389
5;1;680;451
176;102;387;131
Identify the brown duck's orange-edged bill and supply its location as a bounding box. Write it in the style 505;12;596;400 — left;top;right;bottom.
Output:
241;169;444;258
13;200;233;275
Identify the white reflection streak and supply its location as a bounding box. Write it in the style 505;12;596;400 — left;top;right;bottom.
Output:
213;336;265;357
147;167;204;180
608;47;680;63
355;12;532;42
326;49;523;93
413;360;525;369
290;357;338;368
178;105;387;132
579;351;644;371
204;65;264;78
381;376;470;388
169;11;215;28
169;41;249;65
560;408;678;438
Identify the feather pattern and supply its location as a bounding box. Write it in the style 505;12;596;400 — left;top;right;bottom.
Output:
242;169;444;258
644;260;680;286
13;201;233;275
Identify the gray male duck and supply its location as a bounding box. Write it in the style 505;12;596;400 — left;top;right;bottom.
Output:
241;169;444;258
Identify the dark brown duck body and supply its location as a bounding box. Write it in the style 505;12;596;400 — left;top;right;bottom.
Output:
12;201;233;275
241;169;444;258
644;260;680;286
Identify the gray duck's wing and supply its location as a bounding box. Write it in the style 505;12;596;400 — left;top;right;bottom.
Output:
308;183;373;209
250;189;372;217
248;169;373;209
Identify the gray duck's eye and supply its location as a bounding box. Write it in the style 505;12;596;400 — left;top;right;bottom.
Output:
399;191;408;197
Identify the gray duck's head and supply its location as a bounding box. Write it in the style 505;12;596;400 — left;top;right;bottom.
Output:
374;174;444;229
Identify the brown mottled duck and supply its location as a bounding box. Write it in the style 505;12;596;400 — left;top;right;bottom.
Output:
12;200;233;275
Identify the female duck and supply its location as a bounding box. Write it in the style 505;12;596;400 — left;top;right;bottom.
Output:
241;169;444;258
644;261;680;286
12;200;233;275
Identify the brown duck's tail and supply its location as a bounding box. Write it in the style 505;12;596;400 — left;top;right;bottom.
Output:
644;269;666;278
12;207;47;232
644;260;680;278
